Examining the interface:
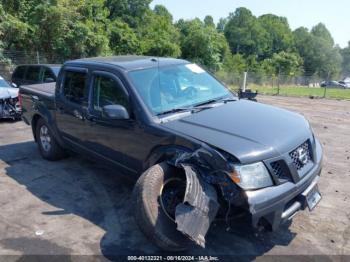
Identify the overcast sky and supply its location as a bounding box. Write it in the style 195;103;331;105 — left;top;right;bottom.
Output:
151;0;350;48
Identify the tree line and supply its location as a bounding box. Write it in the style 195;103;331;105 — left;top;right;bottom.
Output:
0;0;350;80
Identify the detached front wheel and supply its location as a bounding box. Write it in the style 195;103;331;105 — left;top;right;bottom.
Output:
132;162;192;251
36;118;66;161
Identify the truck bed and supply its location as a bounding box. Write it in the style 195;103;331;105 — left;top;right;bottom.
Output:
20;82;56;98
20;82;57;125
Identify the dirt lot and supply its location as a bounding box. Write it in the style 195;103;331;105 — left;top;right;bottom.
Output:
0;95;349;261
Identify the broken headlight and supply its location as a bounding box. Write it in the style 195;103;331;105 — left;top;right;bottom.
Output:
229;162;273;190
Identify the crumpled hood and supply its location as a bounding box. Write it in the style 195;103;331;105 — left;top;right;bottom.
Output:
162;100;312;164
0;87;19;99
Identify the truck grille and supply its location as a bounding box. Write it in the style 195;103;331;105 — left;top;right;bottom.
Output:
270;160;290;181
271;161;284;177
289;140;312;170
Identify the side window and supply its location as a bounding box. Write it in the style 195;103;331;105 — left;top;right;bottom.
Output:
13;66;26;79
63;71;88;105
43;68;56;82
26;66;41;81
92;75;128;111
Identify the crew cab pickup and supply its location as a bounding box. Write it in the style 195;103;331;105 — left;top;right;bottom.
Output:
20;56;323;251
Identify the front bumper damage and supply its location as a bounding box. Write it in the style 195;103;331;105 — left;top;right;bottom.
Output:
175;165;219;247
0;97;21;119
169;147;241;248
169;140;322;248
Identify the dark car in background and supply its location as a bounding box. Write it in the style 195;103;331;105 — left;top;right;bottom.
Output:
11;64;61;87
320;80;345;88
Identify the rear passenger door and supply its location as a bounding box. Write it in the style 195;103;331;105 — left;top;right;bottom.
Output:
55;67;90;147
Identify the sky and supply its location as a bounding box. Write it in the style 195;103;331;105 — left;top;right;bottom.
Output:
150;0;350;48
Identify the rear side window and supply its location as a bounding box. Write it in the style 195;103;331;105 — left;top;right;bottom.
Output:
63;71;88;105
92;75;128;111
26;66;41;81
13;66;26;79
43;68;56;82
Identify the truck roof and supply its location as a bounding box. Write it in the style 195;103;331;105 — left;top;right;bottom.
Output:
69;56;189;71
15;64;61;68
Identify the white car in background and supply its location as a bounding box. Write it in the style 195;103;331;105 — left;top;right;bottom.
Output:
339;81;350;89
0;75;21;120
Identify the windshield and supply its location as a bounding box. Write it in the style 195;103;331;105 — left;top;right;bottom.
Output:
128;63;232;115
0;77;10;88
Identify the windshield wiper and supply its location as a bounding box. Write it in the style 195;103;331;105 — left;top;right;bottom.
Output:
157;97;237;117
193;97;237;108
156;107;193;116
220;98;237;103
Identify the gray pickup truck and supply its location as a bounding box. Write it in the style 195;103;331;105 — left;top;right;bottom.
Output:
20;56;323;251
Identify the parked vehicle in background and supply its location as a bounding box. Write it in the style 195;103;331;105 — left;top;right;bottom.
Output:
20;56;323;251
338;81;350;89
11;64;61;87
320;80;344;88
0;75;21;120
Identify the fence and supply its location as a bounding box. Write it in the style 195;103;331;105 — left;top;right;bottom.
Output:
216;71;350;100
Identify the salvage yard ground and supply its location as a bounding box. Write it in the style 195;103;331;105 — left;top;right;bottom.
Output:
0;95;349;260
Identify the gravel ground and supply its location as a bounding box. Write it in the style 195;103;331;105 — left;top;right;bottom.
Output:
0;95;349;261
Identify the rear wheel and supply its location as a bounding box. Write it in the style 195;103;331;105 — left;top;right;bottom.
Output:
35;118;66;161
132;162;192;251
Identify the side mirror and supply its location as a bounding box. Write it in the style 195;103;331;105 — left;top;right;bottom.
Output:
11;83;18;88
44;77;55;83
102;104;129;120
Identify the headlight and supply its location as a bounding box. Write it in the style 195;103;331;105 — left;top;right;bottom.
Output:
229;162;273;190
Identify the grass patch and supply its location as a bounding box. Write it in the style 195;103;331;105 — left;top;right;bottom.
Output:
231;85;350;100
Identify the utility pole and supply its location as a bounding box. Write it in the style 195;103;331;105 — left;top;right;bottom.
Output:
242;72;247;92
323;71;330;98
277;66;281;95
36;51;40;64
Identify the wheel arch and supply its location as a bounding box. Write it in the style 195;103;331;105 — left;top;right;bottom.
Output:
143;144;194;171
31;112;65;148
31;113;44;141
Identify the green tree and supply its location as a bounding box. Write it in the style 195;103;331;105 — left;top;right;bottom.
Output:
106;0;151;27
258;14;294;58
137;9;181;57
222;53;247;73
311;23;334;46
108;19;141;55
0;10;33;51
204;15;215;28
224;7;268;57
216;18;227;33
294;25;342;78
153;4;173;22
177;19;229;71
29;0;110;61
341;42;350;76
269;51;303;76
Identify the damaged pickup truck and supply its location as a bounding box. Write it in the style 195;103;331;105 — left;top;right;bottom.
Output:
20;56;323;251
